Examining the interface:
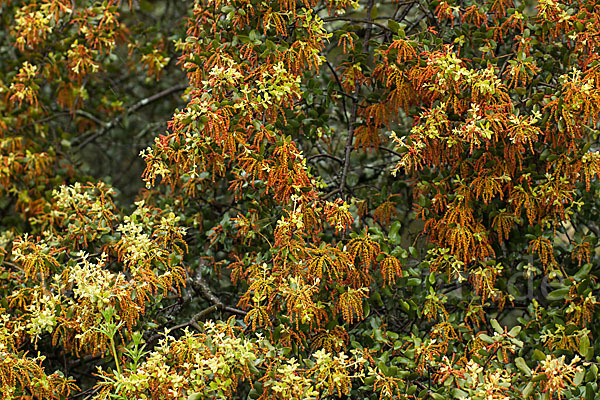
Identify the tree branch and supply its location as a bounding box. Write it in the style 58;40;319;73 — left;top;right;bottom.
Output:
338;101;359;198
145;269;247;344
338;0;375;200
325;59;351;125
188;269;247;317
74;84;188;149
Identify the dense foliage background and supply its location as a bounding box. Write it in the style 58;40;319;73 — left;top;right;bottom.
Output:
2;0;600;399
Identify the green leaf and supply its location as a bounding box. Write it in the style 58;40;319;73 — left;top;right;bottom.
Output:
574;370;584;387
546;288;569;301
533;349;546;361
139;0;153;12
409;246;417;257
406;278;421;286
508;325;522;337
370;5;378;20
373;291;384;306
586;383;595;400
585;364;598;382
579;334;590;356
478;334;495;344
515;357;532;376
522;382;534;398
452;388;468;398
574;263;593;281
490;319;503;334
531;373;547;382
389;221;402;245
428;272;436;285
400;300;410;312
388;19;400;33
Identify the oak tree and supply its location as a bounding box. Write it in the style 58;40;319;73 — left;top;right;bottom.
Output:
2;0;600;399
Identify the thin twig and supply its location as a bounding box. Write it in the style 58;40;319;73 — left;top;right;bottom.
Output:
306;153;344;164
68;386;101;400
74;110;107;127
322;16;393;33
379;146;403;157
325;59;351;125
